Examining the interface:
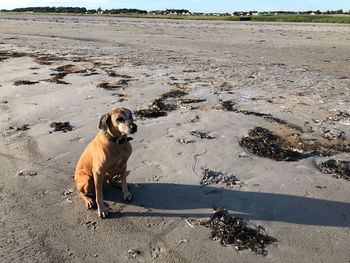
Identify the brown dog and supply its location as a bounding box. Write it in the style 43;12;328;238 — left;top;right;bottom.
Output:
74;107;137;218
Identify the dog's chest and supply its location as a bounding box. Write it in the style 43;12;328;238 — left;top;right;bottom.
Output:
109;144;130;159
106;144;131;166
106;157;125;176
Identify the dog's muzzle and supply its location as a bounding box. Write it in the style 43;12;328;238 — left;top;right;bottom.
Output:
130;123;137;134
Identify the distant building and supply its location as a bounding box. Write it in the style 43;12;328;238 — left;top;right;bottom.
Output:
233;11;258;16
148;9;191;16
233;11;247;16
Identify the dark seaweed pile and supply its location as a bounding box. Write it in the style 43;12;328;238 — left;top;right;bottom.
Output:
239;127;312;161
180;98;206;104
191;130;215;139
104;69;131;78
317;159;350;181
200;209;276;256
45;72;69;84
97;79;130;90
134;98;170;119
14;80;39;86
151;98;177;111
9;124;30;131
220;100;236;111
135;89;187;119
200;168;239;187
55;64;89;73
34;55;64;65
239;127;350;162
135;89;207;119
134;109;167;119
50;122;73;133
160;89;188;99
0;51;26;61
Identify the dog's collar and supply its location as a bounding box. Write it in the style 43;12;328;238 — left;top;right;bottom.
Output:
103;131;133;144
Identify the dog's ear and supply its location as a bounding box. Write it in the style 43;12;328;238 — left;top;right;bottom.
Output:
124;108;133;119
98;113;111;131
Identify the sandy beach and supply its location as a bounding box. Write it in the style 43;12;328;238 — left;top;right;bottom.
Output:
0;14;349;262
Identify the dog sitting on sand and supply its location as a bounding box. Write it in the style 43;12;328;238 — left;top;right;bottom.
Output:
74;107;137;218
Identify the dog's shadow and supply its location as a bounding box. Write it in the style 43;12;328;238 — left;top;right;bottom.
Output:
104;183;350;227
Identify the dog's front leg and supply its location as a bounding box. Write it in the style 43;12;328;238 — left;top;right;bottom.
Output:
93;169;108;218
121;166;132;201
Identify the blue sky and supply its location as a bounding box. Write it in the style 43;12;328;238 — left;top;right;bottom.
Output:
1;0;349;12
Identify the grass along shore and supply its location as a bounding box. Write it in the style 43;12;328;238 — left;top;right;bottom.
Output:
125;14;350;23
1;12;350;23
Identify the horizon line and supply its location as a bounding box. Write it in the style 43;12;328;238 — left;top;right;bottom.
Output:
1;6;349;13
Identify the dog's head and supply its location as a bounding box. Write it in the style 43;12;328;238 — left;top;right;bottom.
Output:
99;108;137;137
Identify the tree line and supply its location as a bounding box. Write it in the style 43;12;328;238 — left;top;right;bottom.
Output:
0;7;148;14
0;7;348;15
1;7;88;13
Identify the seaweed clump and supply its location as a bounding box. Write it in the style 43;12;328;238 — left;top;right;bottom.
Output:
200;168;239;187
200;209;276;256
49;122;73;133
9;124;30;131
14;80;39;86
191;130;215;139
220;100;236;111
135;89;187;119
160;90;188;99
240;127;350;161
134;98;172;119
239;127;311;161
97;79;130;90
54;64;90;74
45;72;69;84
134;109;167;119
0;51;26;61
317;159;350;181
34;54;64;65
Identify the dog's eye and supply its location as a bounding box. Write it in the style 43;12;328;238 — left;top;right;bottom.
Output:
117;117;125;122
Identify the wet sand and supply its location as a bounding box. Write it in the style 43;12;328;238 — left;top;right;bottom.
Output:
0;14;349;262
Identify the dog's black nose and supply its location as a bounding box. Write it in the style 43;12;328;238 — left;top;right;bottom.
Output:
131;123;137;134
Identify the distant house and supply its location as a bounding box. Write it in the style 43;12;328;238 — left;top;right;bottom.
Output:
233;11;248;16
233;11;258;16
148;10;163;15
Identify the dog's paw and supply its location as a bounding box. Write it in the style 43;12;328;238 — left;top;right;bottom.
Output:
123;191;132;202
85;198;96;210
98;208;109;219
